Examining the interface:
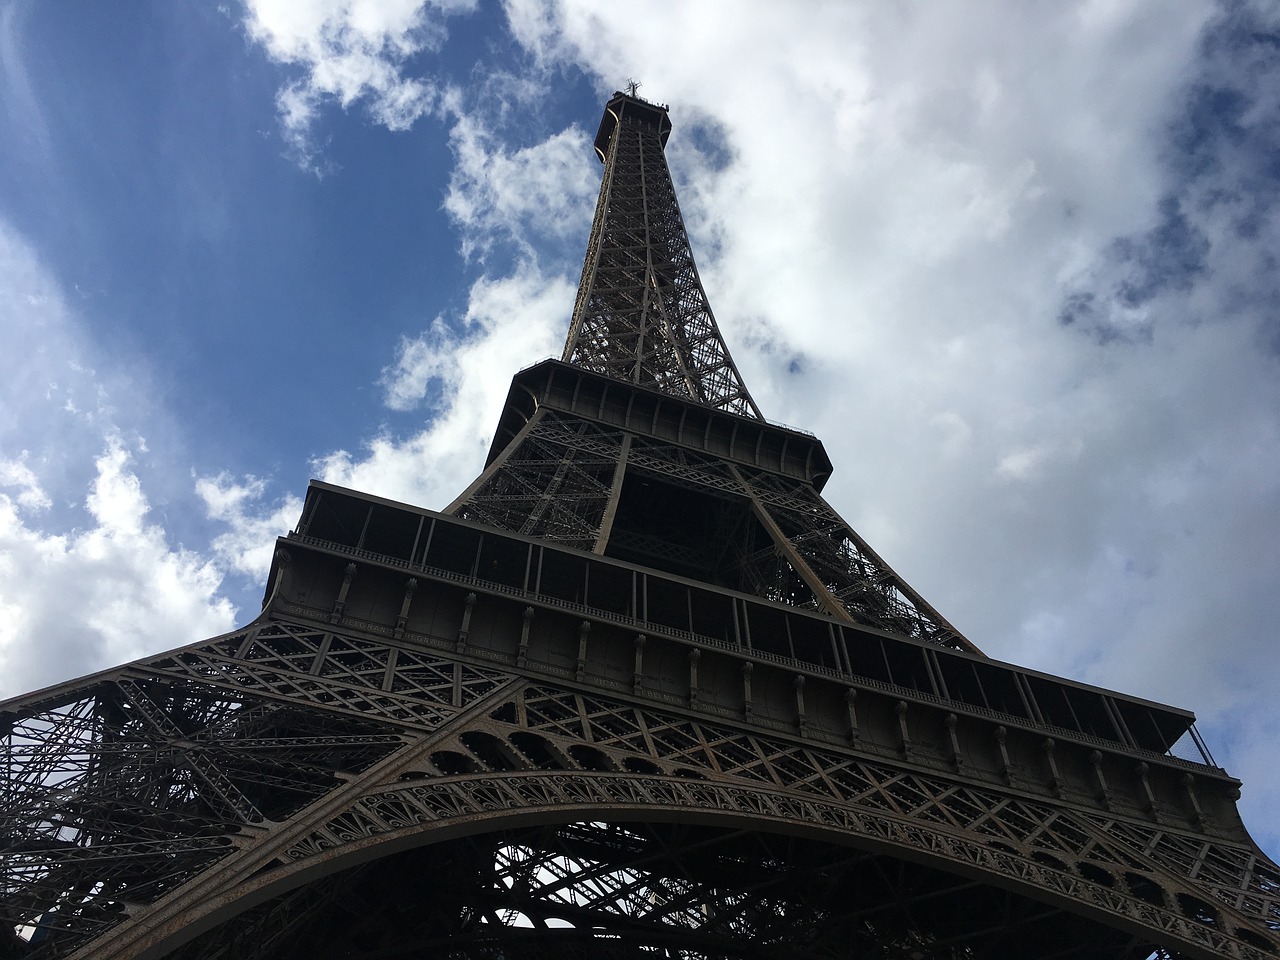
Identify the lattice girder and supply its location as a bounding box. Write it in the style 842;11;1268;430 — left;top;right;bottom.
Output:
37;677;1277;959
5;521;1276;958
448;407;625;552
454;362;978;650
169;825;1160;960
563;92;761;419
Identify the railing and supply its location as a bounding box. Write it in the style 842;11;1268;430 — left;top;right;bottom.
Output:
284;532;1223;775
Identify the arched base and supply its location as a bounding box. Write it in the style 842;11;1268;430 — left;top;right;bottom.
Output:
166;820;1167;960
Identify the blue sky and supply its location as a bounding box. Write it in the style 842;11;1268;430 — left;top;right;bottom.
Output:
2;0;1279;857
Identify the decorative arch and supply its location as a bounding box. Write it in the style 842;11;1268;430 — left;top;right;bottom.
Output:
89;770;1269;960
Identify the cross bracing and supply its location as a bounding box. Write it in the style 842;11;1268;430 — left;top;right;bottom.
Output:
563;94;761;419
450;369;977;651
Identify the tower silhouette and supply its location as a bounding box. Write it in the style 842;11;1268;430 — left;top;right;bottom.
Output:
3;91;1278;960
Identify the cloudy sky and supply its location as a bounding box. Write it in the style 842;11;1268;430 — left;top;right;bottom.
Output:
1;0;1277;855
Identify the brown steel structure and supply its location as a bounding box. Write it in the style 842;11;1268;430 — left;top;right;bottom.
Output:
2;91;1277;960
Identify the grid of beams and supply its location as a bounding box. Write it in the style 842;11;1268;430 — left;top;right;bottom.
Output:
0;621;516;957
168;824;1172;960
563;93;761;419
451;402;976;650
451;409;625;551
3;613;1278;958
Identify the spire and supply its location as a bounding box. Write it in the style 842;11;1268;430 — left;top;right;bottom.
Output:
562;91;762;419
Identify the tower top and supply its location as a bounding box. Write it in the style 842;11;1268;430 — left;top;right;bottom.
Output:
594;89;672;162
567;89;761;418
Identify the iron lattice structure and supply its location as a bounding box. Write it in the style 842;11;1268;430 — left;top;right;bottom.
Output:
2;91;1279;960
562;95;760;418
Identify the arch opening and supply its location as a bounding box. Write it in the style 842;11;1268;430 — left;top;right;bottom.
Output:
163;818;1170;960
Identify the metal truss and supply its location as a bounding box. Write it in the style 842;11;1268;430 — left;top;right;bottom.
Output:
4;90;1279;960
562;92;761;419
451;403;975;651
165;823;1169;960
451;408;626;552
3;612;1278;958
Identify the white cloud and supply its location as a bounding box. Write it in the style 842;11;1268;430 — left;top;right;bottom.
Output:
241;0;477;170
444;118;597;259
319;264;570;507
315;82;595;506
994;437;1084;483
0;438;237;698
0;220;246;696
381;316;457;412
0;455;51;512
196;473;304;581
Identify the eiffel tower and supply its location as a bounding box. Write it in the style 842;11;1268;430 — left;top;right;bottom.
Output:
3;90;1278;960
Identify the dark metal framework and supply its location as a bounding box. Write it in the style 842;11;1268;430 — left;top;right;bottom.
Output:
563;94;760;418
3;91;1278;960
